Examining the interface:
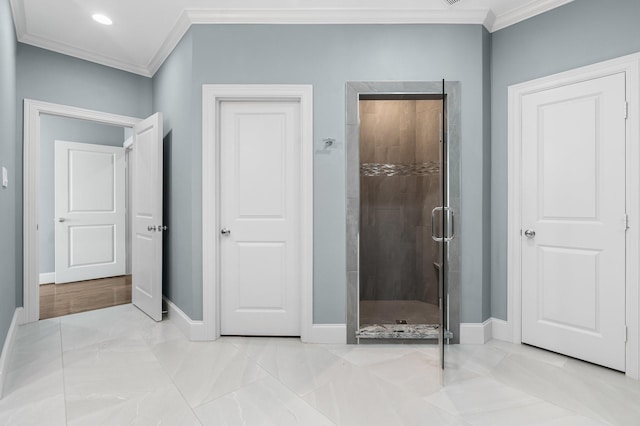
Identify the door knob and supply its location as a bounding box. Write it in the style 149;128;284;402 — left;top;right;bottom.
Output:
157;225;168;232
148;225;156;232
221;228;231;236
57;218;65;222
524;229;536;239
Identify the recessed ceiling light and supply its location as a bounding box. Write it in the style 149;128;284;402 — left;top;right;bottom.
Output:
92;14;113;26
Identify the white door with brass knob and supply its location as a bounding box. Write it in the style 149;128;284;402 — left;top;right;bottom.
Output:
521;72;627;371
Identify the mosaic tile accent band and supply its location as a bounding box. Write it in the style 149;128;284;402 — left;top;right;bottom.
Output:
360;161;441;177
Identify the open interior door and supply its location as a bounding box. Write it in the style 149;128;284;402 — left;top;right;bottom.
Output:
132;113;164;321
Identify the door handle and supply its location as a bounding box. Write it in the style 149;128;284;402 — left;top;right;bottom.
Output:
157;225;168;232
524;229;536;239
431;207;444;242
221;228;231;236
148;225;156;232
57;217;66;222
431;207;455;242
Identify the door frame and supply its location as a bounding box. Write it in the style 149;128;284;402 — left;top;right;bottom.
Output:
507;53;640;379
22;99;141;324
202;84;314;341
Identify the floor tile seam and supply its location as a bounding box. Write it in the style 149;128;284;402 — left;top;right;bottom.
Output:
245;358;339;424
189;373;337;426
58;318;70;426
142;334;204;424
187;354;275;410
457;398;576;422
487;370;616;425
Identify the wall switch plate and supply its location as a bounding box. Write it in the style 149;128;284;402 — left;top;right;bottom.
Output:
2;166;8;188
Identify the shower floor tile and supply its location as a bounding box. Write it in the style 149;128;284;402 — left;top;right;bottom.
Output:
357;324;440;339
360;300;439;325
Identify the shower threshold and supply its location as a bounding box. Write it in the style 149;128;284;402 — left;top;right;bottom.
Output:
356;324;453;340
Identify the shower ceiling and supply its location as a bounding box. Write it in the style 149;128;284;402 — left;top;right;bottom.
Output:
9;0;574;77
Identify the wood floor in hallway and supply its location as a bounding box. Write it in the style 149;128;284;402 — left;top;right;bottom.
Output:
40;275;132;319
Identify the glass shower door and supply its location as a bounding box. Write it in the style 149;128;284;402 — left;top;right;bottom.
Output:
433;80;454;370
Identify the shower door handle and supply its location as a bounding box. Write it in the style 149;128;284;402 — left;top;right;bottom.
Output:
431;207;455;242
431;207;444;242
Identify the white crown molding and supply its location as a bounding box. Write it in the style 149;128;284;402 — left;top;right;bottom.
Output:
9;0;26;40
490;0;574;32
147;8;490;76
483;10;497;31
186;8;488;25
147;11;193;77
18;32;153;77
11;2;575;78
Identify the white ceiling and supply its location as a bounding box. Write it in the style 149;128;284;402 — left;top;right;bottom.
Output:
9;0;574;77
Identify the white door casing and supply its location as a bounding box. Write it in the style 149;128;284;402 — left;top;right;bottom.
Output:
521;73;626;371
23;100;141;323
220;101;301;336
508;53;640;379
54;141;126;283
202;85;314;342
131;113;164;321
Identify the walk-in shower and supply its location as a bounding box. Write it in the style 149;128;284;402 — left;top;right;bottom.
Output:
358;96;442;335
346;82;460;351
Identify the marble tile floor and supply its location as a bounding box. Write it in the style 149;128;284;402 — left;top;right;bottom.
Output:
1;304;639;425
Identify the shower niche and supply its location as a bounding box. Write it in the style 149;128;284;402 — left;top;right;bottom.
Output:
346;82;460;347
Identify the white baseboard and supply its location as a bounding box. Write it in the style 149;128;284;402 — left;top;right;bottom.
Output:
490;318;512;342
163;297;209;341
0;308;24;399
303;324;346;344
460;318;493;344
164;297;346;344
459;318;512;344
39;272;55;285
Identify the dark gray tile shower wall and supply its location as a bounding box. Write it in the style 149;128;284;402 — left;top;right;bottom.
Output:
359;100;442;305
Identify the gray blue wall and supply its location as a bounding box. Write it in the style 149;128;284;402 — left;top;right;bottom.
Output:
490;0;640;320
154;24;492;323
5;0;635;341
14;44;153;305
152;30;198;318
38;116;126;275
0;0;17;347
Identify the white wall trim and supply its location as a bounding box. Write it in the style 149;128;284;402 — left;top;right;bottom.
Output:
460;319;493;344
163;297;208;341
490;0;575;32
18;33;152;77
0;308;24;399
202;85;313;342
12;4;571;78
507;52;640;379
305;324;346;345
22;99;141;324
490;318;512;342
39;272;55;285
458;318;512;344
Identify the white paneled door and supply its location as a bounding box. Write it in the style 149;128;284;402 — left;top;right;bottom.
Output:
54;141;126;283
521;73;627;371
132;113;164;321
220;101;301;336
